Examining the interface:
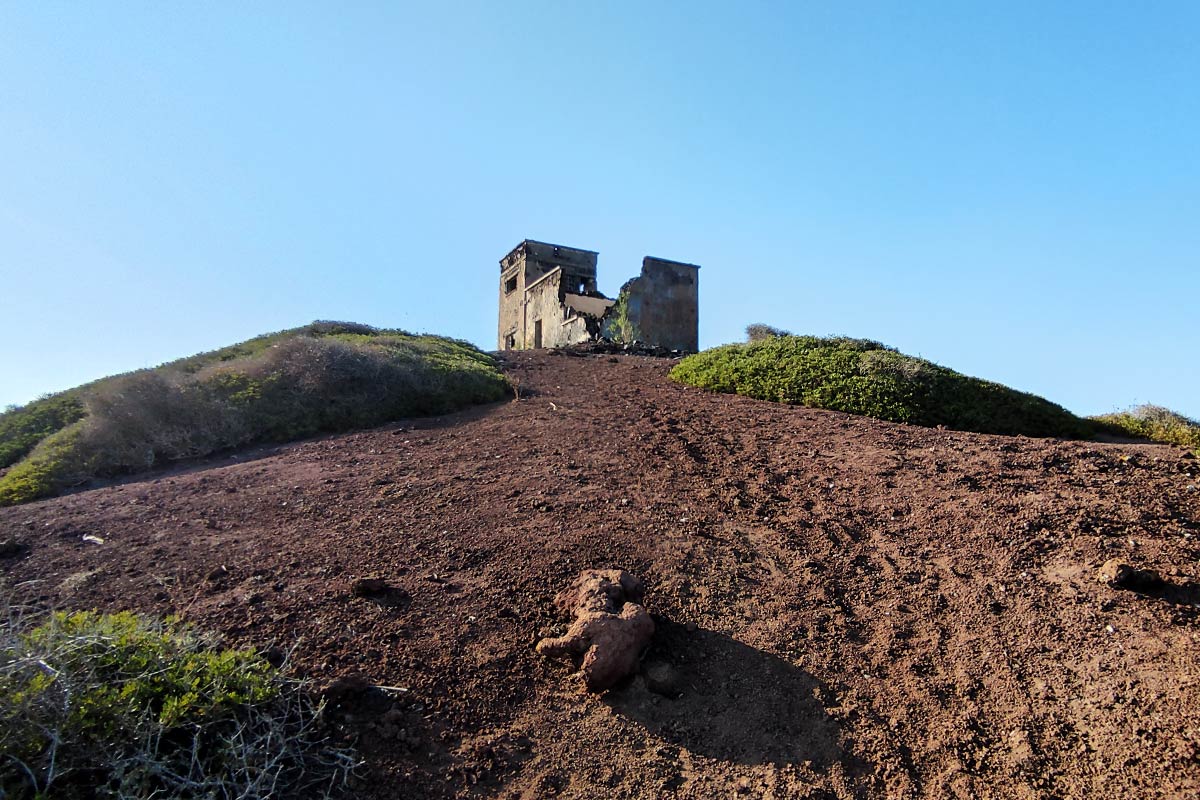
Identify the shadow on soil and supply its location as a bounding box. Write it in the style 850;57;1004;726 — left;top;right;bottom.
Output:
1122;580;1200;623
606;619;852;768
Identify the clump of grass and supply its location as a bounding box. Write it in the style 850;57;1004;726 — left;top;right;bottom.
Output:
670;335;1093;439
1091;405;1200;453
0;608;357;799
0;324;509;506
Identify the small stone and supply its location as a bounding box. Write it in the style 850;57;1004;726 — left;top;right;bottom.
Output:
1097;561;1134;586
684;621;698;632
0;538;26;558
1097;559;1164;592
644;661;682;698
260;645;286;668
351;577;391;596
321;674;373;703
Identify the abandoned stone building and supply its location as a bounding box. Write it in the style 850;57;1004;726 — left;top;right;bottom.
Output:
497;240;699;352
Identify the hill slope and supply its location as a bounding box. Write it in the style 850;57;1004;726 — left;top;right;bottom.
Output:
2;351;1198;799
0;322;508;505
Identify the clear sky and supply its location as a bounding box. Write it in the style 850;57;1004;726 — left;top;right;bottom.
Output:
2;2;1197;419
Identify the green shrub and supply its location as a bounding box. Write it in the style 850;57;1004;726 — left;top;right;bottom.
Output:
1091;405;1200;453
0;392;87;468
670;335;1093;439
0;422;92;506
0;325;509;506
605;292;641;345
0;609;356;799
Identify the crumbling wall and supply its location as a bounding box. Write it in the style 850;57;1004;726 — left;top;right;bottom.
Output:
498;240;600;350
520;241;599;293
497;240;698;352
621;257;700;352
498;264;524;350
523;269;593;348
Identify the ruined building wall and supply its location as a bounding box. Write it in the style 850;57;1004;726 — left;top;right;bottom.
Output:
522;269;593;348
498;263;524;350
498;240;699;352
498;240;599;350
520;241;599;293
621;257;700;352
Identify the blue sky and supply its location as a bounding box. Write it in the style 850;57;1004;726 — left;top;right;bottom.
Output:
2;2;1197;419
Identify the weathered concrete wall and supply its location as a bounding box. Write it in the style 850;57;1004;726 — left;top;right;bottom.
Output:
498;262;524;350
622;257;700;352
523;269;591;348
497;240;697;352
519;241;598;293
498;240;599;350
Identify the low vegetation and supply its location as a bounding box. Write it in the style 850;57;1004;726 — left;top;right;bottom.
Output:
0;608;356;799
1091;405;1200;453
605;291;641;345
0;391;87;469
0;322;509;506
671;333;1094;439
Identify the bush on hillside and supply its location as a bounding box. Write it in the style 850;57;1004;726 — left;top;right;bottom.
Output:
1091;405;1200;453
0;326;509;506
670;335;1093;439
0;393;87;469
0;322;431;471
745;323;792;342
0;608;356;799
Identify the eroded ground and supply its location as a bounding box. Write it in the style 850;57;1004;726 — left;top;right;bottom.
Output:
3;351;1198;798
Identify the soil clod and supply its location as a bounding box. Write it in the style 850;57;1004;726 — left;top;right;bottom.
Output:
1096;559;1165;592
351;577;392;596
0;538;27;558
537;569;655;692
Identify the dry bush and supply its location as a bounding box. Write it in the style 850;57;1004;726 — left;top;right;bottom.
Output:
1092;404;1200;453
0;329;507;505
745;323;792;342
0;606;358;799
81;371;250;472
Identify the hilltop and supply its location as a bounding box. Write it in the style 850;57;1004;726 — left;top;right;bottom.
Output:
2;350;1198;799
0;322;508;506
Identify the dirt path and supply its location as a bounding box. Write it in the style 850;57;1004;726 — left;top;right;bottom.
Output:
3;351;1199;799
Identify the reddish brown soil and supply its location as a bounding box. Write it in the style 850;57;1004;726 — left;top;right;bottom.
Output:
3;351;1199;799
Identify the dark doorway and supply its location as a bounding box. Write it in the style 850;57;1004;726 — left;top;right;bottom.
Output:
533;319;543;348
